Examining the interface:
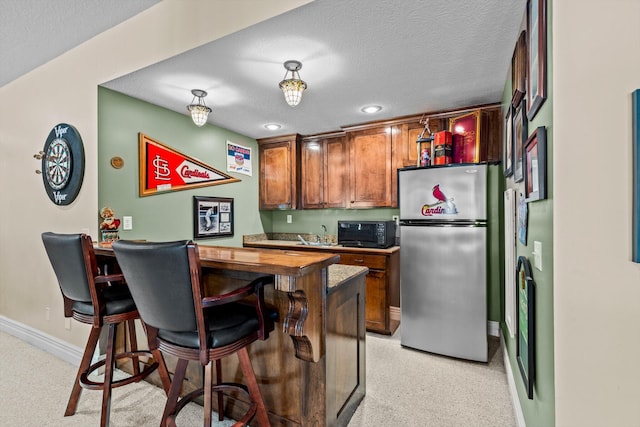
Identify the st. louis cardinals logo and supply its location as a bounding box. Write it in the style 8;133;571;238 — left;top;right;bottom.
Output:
421;184;458;216
153;155;171;181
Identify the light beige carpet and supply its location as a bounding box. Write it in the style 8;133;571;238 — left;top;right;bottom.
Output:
0;328;516;426
349;331;516;427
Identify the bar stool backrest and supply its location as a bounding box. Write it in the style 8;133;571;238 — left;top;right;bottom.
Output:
42;232;92;303
112;240;199;333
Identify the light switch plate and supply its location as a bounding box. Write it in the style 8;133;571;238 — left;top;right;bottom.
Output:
286;214;292;224
533;241;542;271
123;216;133;230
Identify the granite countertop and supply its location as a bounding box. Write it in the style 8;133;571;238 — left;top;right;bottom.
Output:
328;264;368;289
243;233;399;254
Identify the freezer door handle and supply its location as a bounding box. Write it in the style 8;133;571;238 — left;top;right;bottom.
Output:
400;220;486;227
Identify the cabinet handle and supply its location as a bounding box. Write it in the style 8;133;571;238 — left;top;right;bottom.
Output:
354;258;364;263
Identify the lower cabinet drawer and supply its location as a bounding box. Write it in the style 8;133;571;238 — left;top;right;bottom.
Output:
339;253;386;270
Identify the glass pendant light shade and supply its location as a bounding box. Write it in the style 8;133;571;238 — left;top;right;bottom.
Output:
279;60;307;107
186;89;212;127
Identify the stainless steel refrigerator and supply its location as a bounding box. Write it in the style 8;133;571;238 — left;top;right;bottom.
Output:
398;163;487;362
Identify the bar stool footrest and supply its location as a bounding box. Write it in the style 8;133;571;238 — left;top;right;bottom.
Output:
79;350;159;390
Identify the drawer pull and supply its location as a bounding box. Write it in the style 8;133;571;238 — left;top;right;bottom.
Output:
354;258;364;263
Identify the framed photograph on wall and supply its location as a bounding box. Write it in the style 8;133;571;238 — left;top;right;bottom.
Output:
193;196;234;239
526;0;547;120
511;30;527;108
632;90;640;262
504;106;514;177
517;256;536;399
524;126;547;202
513;98;528;183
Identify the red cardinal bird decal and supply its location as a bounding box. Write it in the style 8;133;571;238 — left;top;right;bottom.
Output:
432;184;448;202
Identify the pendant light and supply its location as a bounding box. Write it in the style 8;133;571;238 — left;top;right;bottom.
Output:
279;60;307;107
186;89;212;127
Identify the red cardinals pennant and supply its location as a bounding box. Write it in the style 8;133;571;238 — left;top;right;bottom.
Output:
139;133;240;196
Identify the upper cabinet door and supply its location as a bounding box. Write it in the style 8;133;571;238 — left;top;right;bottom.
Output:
300;136;348;209
348;127;392;208
258;135;300;210
300;139;324;209
323;137;348;208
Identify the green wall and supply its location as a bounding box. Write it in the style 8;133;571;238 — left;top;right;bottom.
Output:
501;4;555;426
97;87;265;246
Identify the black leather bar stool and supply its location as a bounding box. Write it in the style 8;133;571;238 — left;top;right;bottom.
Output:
41;232;171;427
112;239;274;427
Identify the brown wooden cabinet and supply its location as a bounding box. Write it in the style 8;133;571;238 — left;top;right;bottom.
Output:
257;134;300;210
338;250;399;335
300;134;348;209
346;126;393;208
257;104;501;211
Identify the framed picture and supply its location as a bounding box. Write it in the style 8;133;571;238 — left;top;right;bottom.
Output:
524;127;547;202
503;106;514;177
526;0;547;120
513;98;528;183
632;90;640;262
518;192;528;245
193;196;234;239
516;256;536;399
511;30;527;108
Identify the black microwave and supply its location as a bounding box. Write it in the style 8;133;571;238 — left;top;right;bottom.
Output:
338;220;396;248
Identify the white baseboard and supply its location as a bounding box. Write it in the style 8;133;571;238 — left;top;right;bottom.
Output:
501;333;526;427
488;320;499;337
0;315;82;366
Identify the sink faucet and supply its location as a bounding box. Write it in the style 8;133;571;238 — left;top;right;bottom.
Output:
321;224;327;243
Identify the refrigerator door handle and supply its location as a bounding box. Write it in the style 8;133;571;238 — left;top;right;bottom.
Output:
400;220;486;227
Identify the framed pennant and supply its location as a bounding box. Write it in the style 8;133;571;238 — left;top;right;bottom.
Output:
139;133;240;196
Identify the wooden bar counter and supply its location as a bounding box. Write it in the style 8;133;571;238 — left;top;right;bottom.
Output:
95;244;367;427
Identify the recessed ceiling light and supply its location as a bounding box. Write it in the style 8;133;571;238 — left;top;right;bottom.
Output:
361;105;382;114
264;123;282;130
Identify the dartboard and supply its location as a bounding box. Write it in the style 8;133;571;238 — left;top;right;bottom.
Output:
44;138;72;190
41;124;85;205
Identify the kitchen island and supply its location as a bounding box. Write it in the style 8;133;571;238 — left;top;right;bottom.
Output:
94;244;367;427
243;234;400;335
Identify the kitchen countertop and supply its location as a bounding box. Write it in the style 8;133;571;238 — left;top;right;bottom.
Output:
327;264;368;289
243;234;399;254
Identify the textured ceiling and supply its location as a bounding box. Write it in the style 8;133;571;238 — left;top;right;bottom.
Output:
3;0;526;140
0;0;160;87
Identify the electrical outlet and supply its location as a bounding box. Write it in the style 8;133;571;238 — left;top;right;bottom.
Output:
287;214;292;224
123;216;133;230
65;318;72;330
392;215;399;225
